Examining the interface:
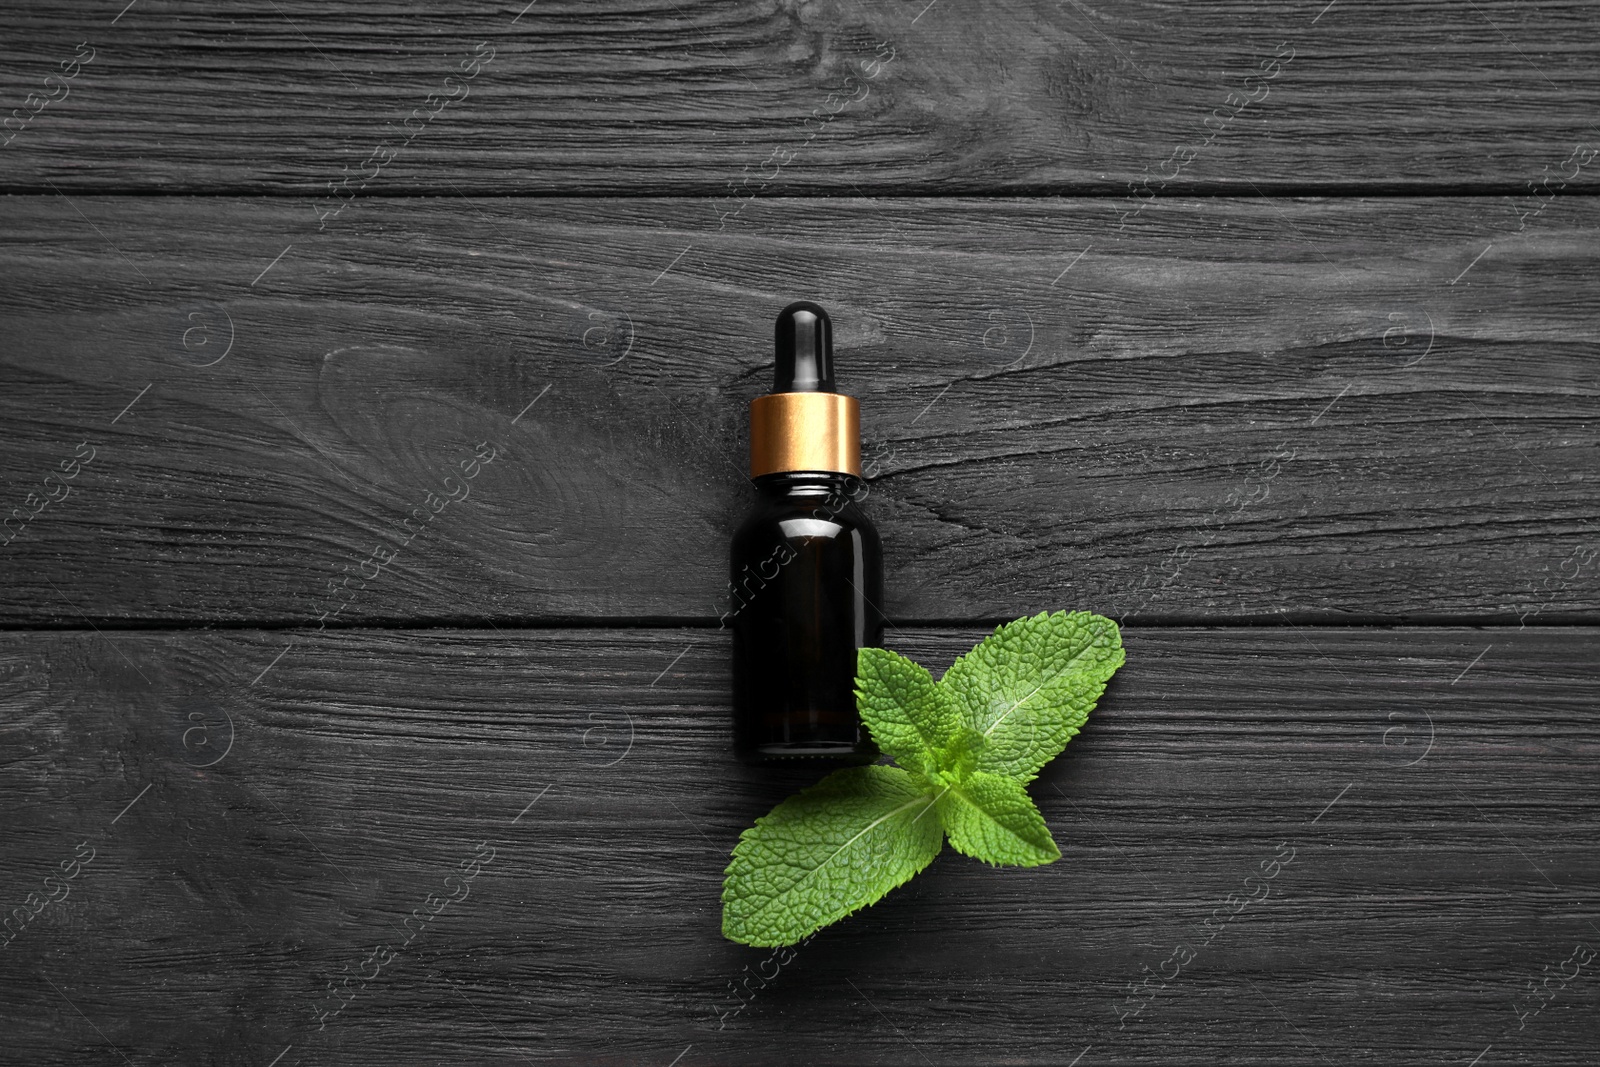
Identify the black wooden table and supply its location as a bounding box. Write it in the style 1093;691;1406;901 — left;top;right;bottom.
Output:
2;3;1597;1064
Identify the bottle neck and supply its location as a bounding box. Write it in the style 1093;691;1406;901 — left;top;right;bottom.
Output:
753;470;860;502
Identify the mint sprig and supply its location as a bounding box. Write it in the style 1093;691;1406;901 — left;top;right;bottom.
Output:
722;610;1125;947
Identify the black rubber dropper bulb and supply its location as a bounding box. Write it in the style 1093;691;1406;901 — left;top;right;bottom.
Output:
774;301;835;393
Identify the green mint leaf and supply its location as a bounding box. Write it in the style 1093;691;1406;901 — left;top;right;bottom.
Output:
936;771;1061;868
940;610;1124;783
721;765;943;947
723;610;1128;942
854;647;964;776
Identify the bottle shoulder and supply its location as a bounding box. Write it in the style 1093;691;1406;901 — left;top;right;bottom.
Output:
733;486;880;548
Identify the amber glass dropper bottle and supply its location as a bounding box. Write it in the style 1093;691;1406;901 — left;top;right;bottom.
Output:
730;301;884;765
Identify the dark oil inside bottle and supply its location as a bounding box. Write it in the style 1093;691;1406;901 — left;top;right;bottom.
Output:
730;471;883;764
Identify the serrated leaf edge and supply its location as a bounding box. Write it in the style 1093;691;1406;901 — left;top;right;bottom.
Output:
853;646;953;775
949;610;1123;749
720;773;944;947
937;779;1061;869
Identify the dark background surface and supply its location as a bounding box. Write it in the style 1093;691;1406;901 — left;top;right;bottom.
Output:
1;2;1597;1064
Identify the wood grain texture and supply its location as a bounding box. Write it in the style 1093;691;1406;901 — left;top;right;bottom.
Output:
1;1;1598;193
3;5;1595;1066
0;626;1595;1065
1;196;1596;625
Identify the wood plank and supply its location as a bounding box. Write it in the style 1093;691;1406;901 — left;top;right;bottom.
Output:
1;196;1596;625
1;1;1598;193
0;626;1595;1064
